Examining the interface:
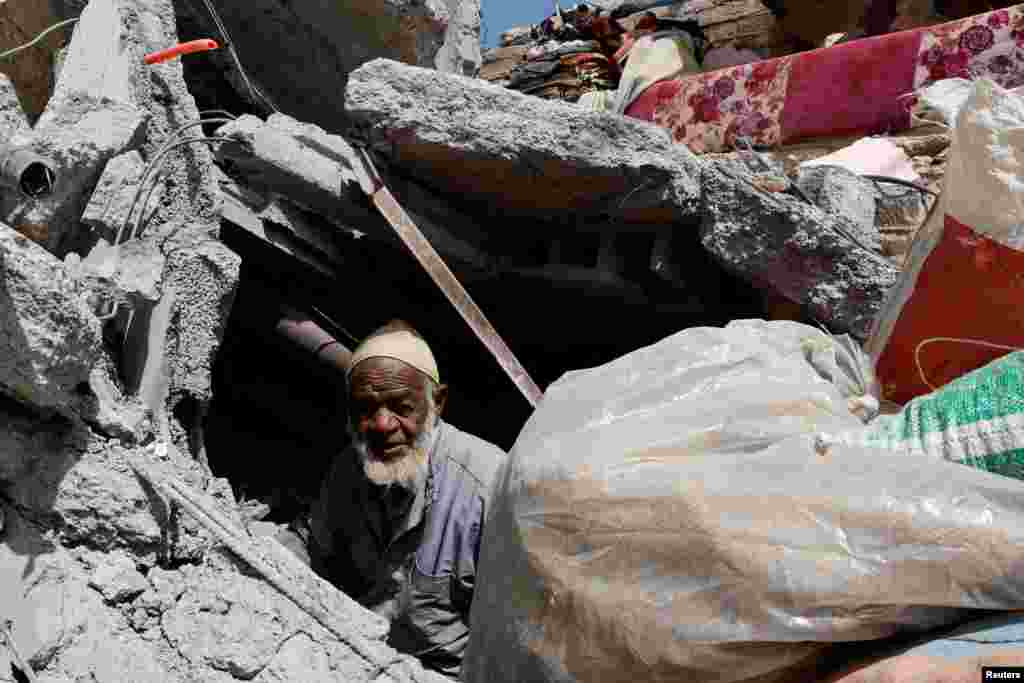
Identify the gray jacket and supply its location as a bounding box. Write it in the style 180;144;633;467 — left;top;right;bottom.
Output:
286;421;505;679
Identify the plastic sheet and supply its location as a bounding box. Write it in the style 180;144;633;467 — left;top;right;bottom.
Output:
462;320;1024;683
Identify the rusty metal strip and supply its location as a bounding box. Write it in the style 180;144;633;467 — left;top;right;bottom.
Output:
353;149;543;407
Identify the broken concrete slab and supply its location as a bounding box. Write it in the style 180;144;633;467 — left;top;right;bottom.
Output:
1;104;146;254
795;165;879;250
161;236;240;406
6;442;164;559
215;167;349;278
161;551;450;682
0;73;29;139
88;551;150;604
47;0;220;238
699;161;899;339
0;396;85;484
214;114;372;231
215;113;495;278
0;223;102;415
344;58;703;225
82;150;164;244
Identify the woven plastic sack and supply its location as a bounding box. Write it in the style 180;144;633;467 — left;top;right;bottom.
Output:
867;78;1024;405
830;351;1024;480
462;320;1024;683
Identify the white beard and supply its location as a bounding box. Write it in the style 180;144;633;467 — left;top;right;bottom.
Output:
349;403;438;494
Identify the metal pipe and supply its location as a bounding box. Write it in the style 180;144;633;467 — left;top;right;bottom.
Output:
0;147;56;199
275;309;352;376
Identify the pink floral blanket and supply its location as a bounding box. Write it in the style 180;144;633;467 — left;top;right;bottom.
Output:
626;5;1024;152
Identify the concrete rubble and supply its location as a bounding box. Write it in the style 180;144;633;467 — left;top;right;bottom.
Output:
0;0;965;680
345;58;703;224
700;160;899;339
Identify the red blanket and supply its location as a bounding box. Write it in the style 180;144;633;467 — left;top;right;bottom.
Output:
627;5;1024;152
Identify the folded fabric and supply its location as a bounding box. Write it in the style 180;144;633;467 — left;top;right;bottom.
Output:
612;29;701;115
627;6;1024;152
577;89;614;111
507;58;560;89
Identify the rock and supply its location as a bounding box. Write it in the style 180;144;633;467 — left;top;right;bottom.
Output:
0;73;29;139
795;165;879;250
162;236;240;407
216;113;494;277
214;115;372;231
344;59;702;225
6;443;164;559
699;161;899;339
8;551;172;682
88;552;150;603
0;397;84;484
81;361;154;444
47;0;220;242
1;104;146;255
162;551;448;682
0;0;71;121
82;151;164;245
0;224;102;415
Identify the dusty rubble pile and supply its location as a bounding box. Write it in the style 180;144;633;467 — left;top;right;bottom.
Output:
0;0;970;681
0;0;476;680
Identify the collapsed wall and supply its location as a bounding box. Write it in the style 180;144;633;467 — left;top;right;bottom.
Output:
0;0;455;681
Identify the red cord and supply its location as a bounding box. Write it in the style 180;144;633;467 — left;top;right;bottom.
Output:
144;39;219;65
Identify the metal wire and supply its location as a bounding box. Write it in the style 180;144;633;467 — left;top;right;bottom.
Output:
198;108;237;119
94;135;246;319
198;0;281;114
863;174;940;198
0;17;78;62
129;136;244;243
112;118;236;247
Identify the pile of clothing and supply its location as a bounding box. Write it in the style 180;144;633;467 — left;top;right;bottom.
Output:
481;2;710;112
480;4;625;104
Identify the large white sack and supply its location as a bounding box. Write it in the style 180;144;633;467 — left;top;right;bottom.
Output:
462;320;1024;683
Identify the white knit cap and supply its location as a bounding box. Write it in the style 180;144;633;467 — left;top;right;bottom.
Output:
346;330;440;384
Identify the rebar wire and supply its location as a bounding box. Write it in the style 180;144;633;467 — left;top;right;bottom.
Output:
310;305;361;347
915;337;1022;392
863;174;940;198
128;136;245;243
198;108;237;120
94;135;247;319
0;17;78;62
198;0;281;114
111;118;237;247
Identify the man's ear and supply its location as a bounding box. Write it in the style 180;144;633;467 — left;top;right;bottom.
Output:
433;383;449;418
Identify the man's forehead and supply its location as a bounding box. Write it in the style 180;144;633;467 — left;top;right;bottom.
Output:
349;357;425;395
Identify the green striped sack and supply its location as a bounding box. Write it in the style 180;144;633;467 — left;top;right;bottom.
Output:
836;351;1024;480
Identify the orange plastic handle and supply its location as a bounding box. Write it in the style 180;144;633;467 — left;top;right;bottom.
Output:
144;39;219;65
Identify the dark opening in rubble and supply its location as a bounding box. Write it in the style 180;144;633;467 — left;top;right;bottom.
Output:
203;211;768;523
0;149;57;200
19;162;56;199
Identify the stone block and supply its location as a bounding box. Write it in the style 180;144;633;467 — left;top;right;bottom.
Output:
344;59;702;226
699;161;899;339
0;223;102;414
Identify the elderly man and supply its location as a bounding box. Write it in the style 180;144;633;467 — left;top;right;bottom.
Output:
277;320;506;679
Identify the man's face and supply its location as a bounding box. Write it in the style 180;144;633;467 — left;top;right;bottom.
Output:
347;357;441;489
